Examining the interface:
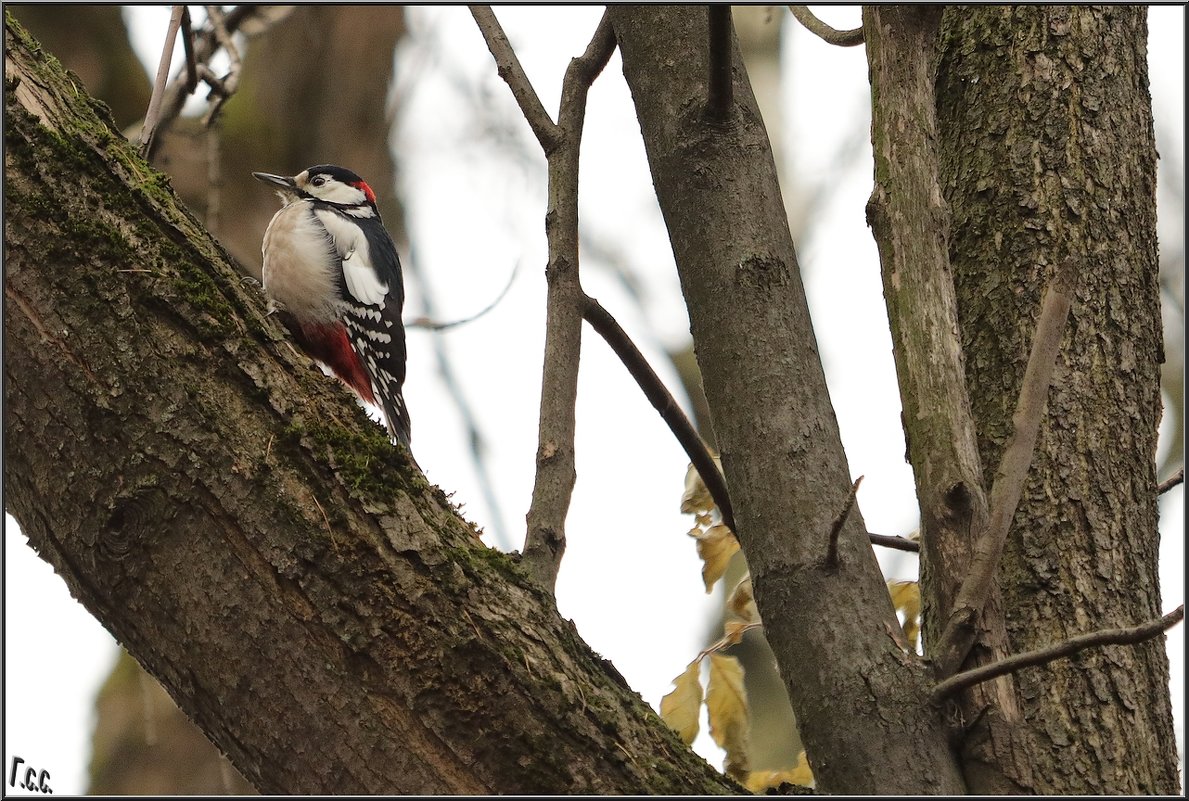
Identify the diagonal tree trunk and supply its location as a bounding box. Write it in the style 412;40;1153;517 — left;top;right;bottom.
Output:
3;15;737;795
611;6;965;794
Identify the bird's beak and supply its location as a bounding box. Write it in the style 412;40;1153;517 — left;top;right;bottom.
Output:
252;171;297;192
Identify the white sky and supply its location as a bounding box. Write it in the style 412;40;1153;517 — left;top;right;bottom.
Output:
3;6;1184;795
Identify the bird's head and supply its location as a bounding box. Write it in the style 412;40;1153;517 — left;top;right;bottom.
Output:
252;164;378;208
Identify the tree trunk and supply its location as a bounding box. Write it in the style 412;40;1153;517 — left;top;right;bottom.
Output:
936;6;1178;793
612;6;965;794
3;15;737;795
862;7;1022;792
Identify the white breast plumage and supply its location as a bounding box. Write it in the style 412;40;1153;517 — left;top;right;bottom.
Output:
261;201;341;322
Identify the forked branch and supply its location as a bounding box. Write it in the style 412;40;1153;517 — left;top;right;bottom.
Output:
469;6;562;153
932;605;1184;701
472;7;616;590
934;264;1077;676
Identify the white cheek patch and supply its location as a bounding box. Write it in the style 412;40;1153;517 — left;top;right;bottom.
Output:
315;182;367;205
315;209;390;307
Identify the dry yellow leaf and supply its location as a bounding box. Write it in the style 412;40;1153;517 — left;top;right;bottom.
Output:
722;620;749;646
680;456;724;515
888;579;921;652
695;524;740;592
744;750;815;792
726;576;758;623
706;653;750;781
659;660;703;745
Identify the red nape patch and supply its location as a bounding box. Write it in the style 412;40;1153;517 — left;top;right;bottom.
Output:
292;321;376;405
352;180;377;205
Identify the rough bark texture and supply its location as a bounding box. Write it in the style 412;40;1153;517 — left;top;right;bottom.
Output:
862;8;1022;792
7;4;150;129
936;6;1177;793
4;16;739;795
612;7;965;794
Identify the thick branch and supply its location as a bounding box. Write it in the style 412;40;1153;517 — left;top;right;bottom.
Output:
581;295;735;533
469;5;561;153
788;5;864;47
4;14;736;794
863;10;1024;745
935;265;1076;677
932;606;1184;702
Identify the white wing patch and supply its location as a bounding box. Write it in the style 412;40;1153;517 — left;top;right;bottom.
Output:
315;208;390;306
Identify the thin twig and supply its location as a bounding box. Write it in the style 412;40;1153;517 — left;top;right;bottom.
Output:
407;260;520;332
1157;468;1184;495
706;6;734;124
935;264;1076;677
206;122;221;235
199;5;242;125
826;476;863;567
932;606;1184;702
868;532;920;553
138;5;276;159
581;295;736;534
469;6;562;153
138;5;186;156
788;5;864;46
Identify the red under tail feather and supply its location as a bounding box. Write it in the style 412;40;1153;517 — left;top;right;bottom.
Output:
285;318;376;406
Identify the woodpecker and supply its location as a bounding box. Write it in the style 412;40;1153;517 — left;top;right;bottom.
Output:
253;165;411;448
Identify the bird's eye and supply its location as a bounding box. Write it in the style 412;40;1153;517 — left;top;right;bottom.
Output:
311;176;326;187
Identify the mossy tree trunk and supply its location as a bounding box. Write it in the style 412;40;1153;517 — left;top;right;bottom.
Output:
935;7;1177;793
4;15;737;795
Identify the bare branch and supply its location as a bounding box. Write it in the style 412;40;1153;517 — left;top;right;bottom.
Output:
581;295;735;535
407;260;520;333
469;6;562;153
135;6;281;158
199;5;242;125
935;264;1076;677
138;5;186;156
788;5;864;47
511;10;616;590
826;476;863;567
932;606;1185;702
706;6;734;123
180;6;198;93
1158;468;1184;495
868;532;920;553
